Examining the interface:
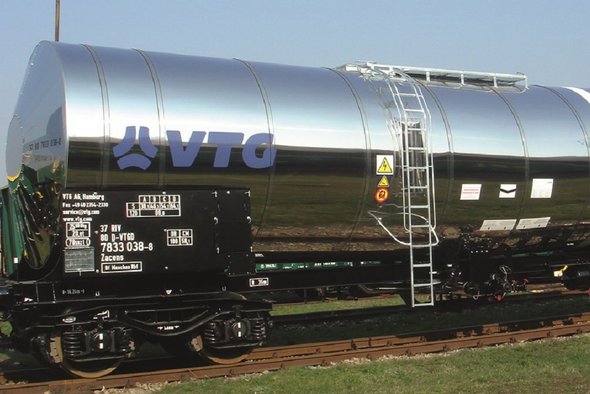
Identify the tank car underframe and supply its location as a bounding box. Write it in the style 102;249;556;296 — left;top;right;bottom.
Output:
0;261;411;377
3;283;271;377
0;235;587;377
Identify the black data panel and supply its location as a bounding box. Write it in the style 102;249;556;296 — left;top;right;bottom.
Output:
61;189;251;276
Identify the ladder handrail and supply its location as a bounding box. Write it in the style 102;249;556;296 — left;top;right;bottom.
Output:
355;63;437;307
376;68;437;233
367;210;440;247
340;62;528;89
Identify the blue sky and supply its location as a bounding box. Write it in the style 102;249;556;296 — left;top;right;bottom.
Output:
1;0;590;181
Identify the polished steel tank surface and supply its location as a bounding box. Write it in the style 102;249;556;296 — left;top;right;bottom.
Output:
6;41;590;262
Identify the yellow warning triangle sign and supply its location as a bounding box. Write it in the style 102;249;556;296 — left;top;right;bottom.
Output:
377;175;390;188
377;157;393;175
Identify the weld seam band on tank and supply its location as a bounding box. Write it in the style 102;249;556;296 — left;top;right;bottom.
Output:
492;89;529;226
82;44;111;189
328;67;372;246
234;58;274;239
413;81;454;222
349;69;401;234
135;49;167;188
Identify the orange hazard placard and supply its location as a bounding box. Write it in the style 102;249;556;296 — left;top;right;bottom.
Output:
374;188;389;204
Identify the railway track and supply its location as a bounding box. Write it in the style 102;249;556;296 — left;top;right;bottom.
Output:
2;309;590;393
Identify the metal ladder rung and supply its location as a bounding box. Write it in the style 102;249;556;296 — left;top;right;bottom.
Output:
402;103;422;109
407;185;428;189
397;92;422;97
413;302;434;307
413;283;433;288
404;108;425;112
407;146;426;151
412;244;434;249
413;263;432;268
407;166;428;170
411;224;431;228
410;204;430;209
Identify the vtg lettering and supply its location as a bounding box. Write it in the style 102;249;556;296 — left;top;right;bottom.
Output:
113;126;276;171
166;131;275;168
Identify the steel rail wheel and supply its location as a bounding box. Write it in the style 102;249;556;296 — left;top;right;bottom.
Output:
195;335;252;365
51;333;122;378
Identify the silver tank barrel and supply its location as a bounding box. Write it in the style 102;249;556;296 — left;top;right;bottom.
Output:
6;41;590;258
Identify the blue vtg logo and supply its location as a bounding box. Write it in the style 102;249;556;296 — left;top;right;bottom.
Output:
113;126;276;170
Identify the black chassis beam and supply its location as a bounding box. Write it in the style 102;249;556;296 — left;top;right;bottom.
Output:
226;261;411;293
4;261;410;313
8;290;271;341
4;263;408;351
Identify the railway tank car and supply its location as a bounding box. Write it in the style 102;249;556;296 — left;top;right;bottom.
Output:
2;40;590;377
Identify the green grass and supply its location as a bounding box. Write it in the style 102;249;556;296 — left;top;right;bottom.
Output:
270;295;405;316
0;321;11;336
156;334;590;394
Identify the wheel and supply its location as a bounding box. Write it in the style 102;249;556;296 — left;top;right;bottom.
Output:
199;347;252;364
160;292;260;365
162;334;252;365
196;335;253;365
51;333;122;378
61;357;122;379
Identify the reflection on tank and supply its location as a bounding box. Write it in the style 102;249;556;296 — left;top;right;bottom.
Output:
3;41;590;271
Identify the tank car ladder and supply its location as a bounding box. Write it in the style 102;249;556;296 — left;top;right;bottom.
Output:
363;63;437;307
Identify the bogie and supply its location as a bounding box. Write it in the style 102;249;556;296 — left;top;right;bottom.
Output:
6;293;271;377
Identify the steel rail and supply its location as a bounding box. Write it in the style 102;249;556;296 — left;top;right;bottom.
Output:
2;311;590;393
